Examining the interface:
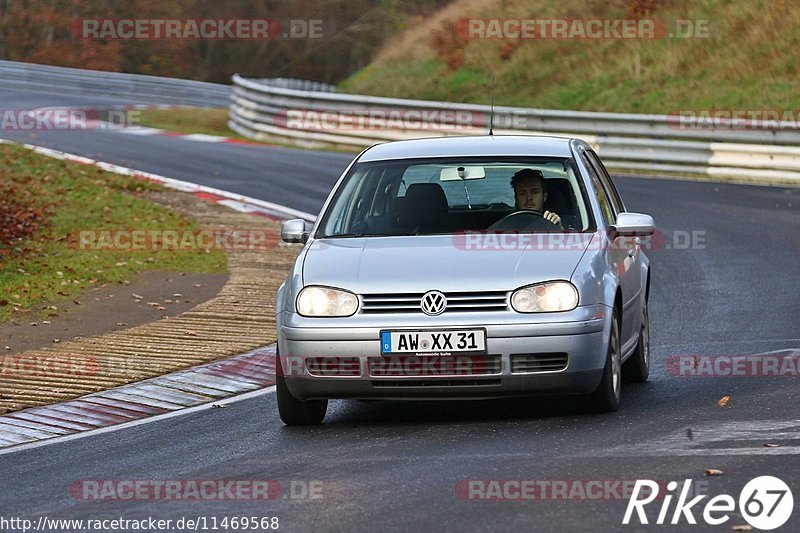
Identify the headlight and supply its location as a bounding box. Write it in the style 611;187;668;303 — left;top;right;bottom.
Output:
297;286;358;317
511;282;578;313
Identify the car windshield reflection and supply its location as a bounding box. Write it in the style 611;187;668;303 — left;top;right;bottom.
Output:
318;157;595;237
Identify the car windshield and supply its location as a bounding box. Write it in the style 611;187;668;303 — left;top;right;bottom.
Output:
318;157;594;237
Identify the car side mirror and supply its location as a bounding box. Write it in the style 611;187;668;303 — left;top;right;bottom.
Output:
609;212;654;238
281;219;309;243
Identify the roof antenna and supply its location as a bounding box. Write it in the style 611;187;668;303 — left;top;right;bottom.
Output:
488;75;495;136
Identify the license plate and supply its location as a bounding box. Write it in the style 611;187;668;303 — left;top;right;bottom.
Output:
380;329;486;356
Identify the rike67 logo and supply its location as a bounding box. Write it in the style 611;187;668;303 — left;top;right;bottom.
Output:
623;476;793;530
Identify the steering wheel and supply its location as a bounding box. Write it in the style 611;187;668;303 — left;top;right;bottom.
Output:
489;210;558;231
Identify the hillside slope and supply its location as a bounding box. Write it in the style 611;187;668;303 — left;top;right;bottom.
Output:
339;0;797;113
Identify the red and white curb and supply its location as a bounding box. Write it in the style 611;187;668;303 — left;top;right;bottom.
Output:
0;347;276;452
0;137;320;452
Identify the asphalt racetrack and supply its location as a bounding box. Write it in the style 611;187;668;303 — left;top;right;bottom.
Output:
1;87;799;532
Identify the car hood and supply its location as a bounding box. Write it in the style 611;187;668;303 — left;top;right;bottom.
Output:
302;234;595;293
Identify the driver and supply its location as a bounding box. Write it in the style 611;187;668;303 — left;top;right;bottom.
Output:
511;168;561;225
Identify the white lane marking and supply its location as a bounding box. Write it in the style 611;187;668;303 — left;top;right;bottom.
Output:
181;133;228;142
652;340;800;350
215;198;293;219
0;386;276;456
599;420;800;456
115;126;165;135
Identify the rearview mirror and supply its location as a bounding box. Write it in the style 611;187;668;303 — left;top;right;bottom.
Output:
281;219;309;243
609;212;654;237
440;166;486;181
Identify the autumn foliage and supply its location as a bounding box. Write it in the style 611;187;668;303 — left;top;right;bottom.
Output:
622;0;668;17
430;19;467;71
0;184;45;258
0;0;450;83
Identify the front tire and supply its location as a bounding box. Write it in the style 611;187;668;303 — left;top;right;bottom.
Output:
586;310;621;412
623;302;650;383
276;351;327;425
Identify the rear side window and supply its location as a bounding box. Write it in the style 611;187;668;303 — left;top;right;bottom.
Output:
586;150;625;214
582;154;615;226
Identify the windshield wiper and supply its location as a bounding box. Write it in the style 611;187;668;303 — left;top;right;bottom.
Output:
324;233;392;238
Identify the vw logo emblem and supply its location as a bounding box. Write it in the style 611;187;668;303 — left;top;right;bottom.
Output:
420;290;447;316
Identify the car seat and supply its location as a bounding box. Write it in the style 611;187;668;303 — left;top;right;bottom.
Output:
396;183;449;234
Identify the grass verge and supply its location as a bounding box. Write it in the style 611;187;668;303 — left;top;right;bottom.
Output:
137;108;361;153
0;143;227;322
137;108;240;138
339;0;798;114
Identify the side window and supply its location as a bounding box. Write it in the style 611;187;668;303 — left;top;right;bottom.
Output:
586;150;625;214
581;154;615;226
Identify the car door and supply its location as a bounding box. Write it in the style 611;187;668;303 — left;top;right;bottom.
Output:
585;151;645;342
580;150;643;350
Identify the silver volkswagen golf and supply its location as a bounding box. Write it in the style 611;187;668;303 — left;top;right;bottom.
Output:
276;135;653;424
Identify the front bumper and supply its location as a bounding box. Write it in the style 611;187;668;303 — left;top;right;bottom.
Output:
277;305;611;400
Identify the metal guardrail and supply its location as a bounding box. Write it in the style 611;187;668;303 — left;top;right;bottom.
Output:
2;62;795;183
250;78;336;93
0;60;230;107
0;60;332;110
229;73;800;183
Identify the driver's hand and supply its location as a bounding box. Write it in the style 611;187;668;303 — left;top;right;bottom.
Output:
543;211;561;225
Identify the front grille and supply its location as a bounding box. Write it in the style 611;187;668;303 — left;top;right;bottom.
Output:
368;355;502;377
360;291;508;314
305;357;361;377
510;353;568;373
371;378;501;388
